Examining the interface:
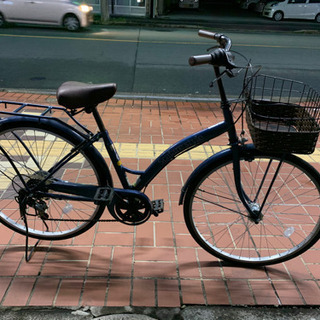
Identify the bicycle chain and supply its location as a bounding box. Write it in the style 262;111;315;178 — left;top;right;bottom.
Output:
34;217;118;223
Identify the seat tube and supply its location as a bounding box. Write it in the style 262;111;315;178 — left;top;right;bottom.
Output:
92;108;131;189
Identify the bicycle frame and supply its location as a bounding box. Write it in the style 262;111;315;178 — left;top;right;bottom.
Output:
92;66;240;192
0;66;256;219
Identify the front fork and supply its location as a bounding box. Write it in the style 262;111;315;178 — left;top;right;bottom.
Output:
231;143;284;224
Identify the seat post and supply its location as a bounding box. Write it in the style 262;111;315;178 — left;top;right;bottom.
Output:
92;106;107;133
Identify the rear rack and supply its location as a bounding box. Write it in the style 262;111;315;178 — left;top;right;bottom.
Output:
0;100;66;116
0;100;92;135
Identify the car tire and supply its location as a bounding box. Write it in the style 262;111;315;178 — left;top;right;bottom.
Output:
273;11;283;21
0;13;5;27
316;13;320;23
63;14;80;31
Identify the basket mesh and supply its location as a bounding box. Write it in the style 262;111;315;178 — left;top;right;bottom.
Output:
245;75;320;154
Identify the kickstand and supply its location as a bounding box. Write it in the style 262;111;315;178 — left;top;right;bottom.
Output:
22;212;42;262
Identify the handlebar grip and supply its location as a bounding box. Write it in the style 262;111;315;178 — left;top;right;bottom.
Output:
189;49;236;69
189;54;213;66
198;30;218;40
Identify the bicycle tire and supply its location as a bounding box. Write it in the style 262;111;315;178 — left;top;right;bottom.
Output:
183;146;320;266
0;117;112;240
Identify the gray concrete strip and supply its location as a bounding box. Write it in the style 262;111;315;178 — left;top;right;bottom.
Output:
1;306;320;320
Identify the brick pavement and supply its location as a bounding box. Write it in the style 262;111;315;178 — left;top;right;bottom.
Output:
0;90;319;308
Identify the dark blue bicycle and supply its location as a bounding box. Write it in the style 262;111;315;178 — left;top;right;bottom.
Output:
0;30;320;266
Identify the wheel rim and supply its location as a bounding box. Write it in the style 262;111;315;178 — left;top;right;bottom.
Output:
64;16;80;31
274;12;283;21
187;155;320;265
316;15;320;23
0;127;103;239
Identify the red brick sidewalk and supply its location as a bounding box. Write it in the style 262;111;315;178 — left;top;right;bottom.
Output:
0;90;319;308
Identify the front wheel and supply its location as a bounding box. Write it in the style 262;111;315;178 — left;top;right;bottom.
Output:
273;11;284;21
184;149;320;266
316;14;320;23
63;14;80;31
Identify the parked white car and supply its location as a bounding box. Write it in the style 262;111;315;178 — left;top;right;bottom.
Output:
263;0;320;22
0;0;93;31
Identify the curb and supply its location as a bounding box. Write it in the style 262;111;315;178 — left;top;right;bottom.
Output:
1;306;320;320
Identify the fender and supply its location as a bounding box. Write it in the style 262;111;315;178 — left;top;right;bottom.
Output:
179;147;234;205
179;143;320;206
0;115;113;187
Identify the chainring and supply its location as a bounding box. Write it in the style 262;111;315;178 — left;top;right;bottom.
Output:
109;191;152;225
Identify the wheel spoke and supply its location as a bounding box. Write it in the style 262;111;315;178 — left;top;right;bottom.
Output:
0;125;105;240
185;151;320;266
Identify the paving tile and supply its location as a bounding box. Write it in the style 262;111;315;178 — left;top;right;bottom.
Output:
94;231;134;246
134;247;175;262
157;279;181;307
17;249;47;276
0;249;23;276
295;280;320;305
134;261;177;278
306;264;320;279
222;266;268;280
46;246;91;261
227;280;255;305
2;278;35;306
0;225;14;244
132;279;155;307
106;278;131;306
180;279;205;305
283;257;314;280
55;279;83;307
272;280;304;305
249;280;279;305
176;247;200;279
41;260;88;277
203;279;230;305
82;279;108;306
29;278;60;306
136;223;155;247
154;222;174;247
0;278;11;303
197;250;224;279
87;247;112;277
110;247;133;278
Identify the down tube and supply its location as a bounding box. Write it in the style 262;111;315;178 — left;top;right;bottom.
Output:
134;121;228;191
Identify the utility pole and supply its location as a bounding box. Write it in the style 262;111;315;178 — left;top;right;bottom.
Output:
100;0;109;22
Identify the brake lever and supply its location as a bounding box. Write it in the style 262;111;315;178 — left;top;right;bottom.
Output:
226;69;235;78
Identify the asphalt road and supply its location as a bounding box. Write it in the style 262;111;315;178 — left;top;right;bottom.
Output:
0;24;319;98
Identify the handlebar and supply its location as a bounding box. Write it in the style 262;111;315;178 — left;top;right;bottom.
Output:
198;30;232;51
189;30;236;69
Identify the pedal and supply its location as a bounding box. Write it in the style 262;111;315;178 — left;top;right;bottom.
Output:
151;199;164;216
94;187;114;204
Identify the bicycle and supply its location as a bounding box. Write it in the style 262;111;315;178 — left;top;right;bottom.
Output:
0;30;319;267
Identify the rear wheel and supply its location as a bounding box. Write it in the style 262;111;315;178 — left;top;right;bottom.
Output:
184;148;320;266
0;120;110;240
63;14;80;31
273;11;284;21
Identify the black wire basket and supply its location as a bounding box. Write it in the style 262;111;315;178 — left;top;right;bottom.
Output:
245;74;320;154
